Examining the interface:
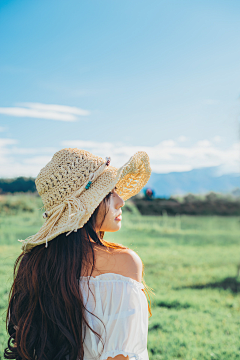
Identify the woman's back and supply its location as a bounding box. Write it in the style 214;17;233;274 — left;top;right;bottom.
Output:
80;246;149;360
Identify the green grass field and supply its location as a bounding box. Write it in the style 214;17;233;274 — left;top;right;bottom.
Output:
1;196;240;359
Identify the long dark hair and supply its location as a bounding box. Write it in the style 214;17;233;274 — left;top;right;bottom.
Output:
4;192;126;360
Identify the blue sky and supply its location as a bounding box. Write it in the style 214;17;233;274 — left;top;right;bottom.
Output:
0;0;240;177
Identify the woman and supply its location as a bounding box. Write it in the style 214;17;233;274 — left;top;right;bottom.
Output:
4;148;151;360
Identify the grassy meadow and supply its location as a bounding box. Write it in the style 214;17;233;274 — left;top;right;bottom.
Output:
0;194;240;359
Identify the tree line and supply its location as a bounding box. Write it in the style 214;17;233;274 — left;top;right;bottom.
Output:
1;177;240;216
0;177;36;193
132;195;240;216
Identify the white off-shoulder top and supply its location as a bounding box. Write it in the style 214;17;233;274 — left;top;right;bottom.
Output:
80;273;149;360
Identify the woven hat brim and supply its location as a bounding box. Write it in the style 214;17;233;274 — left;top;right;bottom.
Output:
21;151;151;252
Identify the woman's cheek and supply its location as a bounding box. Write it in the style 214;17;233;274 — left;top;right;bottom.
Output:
106;211;116;229
102;210;121;231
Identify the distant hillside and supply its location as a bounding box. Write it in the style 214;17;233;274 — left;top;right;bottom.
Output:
145;167;240;197
0;167;239;197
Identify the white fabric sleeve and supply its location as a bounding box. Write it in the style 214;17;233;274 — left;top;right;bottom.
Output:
80;274;149;360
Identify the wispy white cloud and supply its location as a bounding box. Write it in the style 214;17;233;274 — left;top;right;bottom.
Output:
160;140;176;147
9;147;56;155
0;102;90;122
23;156;53;166
213;136;222;143
196;140;212;147
178;136;187;142
0;138;239;178
62;139;240;175
0;138;17;147
0;139;54;177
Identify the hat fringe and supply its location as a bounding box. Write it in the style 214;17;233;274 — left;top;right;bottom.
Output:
20;196;86;251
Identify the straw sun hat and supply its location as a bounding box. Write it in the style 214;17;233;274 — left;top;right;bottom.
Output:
20;148;151;253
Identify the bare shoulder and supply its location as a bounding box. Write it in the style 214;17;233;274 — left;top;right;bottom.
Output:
117;248;143;282
94;246;143;283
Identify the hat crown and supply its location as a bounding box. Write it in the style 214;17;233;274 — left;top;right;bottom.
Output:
35;148;105;210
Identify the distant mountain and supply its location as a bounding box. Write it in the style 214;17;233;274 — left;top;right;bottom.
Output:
144;167;240;198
